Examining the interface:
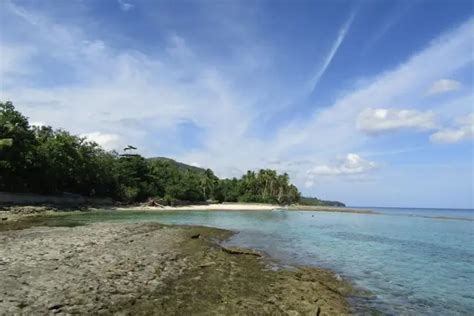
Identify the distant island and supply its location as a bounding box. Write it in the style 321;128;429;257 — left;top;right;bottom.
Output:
0;101;344;208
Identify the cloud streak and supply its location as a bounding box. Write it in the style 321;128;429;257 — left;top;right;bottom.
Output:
307;9;356;94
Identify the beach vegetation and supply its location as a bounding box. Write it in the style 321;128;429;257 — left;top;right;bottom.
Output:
0;101;302;205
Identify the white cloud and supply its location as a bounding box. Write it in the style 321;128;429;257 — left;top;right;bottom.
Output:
427;79;462;95
30;121;46;127
117;0;134;12
274;18;473;160
0;1;263;166
356;108;437;135
307;153;377;177
80;132;123;151
304;180;314;188
430;113;474;144
430;128;472;144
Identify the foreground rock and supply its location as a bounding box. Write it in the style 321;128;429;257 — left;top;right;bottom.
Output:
0;222;354;315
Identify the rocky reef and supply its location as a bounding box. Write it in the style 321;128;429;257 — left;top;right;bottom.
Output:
0;221;355;315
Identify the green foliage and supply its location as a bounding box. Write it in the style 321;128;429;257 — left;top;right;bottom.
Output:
0;138;13;148
147;156;206;174
214;178;241;202
234;169;300;204
0;101;302;205
0;101;37;192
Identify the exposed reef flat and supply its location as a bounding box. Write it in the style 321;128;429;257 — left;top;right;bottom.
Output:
0;220;358;315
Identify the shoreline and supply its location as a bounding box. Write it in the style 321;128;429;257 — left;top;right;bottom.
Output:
115;202;377;214
0;203;377;223
0;218;361;314
2;204;471;225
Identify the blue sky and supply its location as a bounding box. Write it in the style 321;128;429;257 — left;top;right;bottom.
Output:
1;0;473;208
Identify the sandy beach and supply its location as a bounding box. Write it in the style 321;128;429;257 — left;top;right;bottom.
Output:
0;219;356;315
116;202;376;214
118;202;279;211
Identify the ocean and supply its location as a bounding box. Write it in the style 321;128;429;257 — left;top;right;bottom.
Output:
46;207;474;314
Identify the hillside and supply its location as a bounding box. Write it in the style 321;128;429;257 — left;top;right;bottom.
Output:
147;157;207;174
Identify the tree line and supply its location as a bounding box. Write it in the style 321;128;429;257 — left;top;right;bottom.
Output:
0;101;301;205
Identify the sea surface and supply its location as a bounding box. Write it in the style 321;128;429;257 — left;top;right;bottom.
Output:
46;207;474;315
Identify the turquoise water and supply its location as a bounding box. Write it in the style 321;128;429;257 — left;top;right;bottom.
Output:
51;208;474;315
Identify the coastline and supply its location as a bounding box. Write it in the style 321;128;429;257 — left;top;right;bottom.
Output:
115;202;377;214
0;203;377;227
0;218;358;315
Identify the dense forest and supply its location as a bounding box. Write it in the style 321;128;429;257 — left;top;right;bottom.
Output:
0;101;302;205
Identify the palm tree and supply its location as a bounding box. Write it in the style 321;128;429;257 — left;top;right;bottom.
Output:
200;169;218;200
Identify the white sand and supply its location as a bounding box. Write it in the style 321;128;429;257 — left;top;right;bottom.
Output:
117;202;280;212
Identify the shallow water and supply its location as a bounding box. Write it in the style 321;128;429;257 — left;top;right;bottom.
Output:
38;208;473;315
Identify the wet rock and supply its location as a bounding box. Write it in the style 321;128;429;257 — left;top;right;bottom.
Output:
198;262;215;268
48;304;63;310
221;246;262;257
267;295;278;304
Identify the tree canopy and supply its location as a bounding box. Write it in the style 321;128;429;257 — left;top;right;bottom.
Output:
0;101;301;205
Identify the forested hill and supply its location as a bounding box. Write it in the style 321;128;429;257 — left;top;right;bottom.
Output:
147;157;206;174
0;101;304;205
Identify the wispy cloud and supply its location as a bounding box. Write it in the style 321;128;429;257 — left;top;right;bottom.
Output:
117;0;134;12
427;79;462;95
430;113;474;144
269;18;473;197
277;18;473;152
0;1;264;165
307;9;356;94
361;1;417;53
0;44;36;86
356;108;437;135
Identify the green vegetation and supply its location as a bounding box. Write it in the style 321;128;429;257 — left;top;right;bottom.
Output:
0;101;301;205
299;196;346;207
147;157;206;174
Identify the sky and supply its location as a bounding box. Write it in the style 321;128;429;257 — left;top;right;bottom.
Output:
0;0;473;208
